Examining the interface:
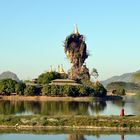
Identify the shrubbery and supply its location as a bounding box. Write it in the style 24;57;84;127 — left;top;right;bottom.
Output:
0;78;107;97
37;71;61;84
0;79;39;96
92;82;107;97
107;81;140;93
41;85;94;97
15;83;26;95
0;79;17;95
112;87;126;96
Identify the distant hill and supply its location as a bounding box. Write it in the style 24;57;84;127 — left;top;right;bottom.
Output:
0;71;20;82
107;81;140;93
101;69;140;87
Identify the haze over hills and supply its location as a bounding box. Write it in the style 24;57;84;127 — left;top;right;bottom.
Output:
0;71;20;82
101;69;140;87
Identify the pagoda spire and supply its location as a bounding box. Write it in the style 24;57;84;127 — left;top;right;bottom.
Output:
73;24;78;35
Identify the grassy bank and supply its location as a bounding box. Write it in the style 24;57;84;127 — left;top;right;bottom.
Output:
0;95;94;102
0;115;140;132
0;95;124;102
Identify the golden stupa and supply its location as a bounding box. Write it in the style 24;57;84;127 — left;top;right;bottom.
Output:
58;64;65;73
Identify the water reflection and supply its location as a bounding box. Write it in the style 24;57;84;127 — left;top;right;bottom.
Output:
88;101;107;115
0;100;107;115
67;134;125;140
111;100;125;107
67;134;86;140
0;99;138;116
121;135;124;140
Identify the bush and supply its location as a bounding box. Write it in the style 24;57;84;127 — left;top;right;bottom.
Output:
0;79;17;95
107;81;140;92
24;85;37;96
136;91;140;98
92;82;107;97
112;87;126;96
37;72;61;84
41;85;93;97
15;83;26;95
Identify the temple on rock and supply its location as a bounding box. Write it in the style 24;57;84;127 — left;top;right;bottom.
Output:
63;25;90;81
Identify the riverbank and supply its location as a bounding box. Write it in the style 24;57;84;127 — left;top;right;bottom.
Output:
0;95;123;102
0;115;140;132
0;95;94;102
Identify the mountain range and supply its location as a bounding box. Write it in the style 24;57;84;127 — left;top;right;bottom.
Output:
101;69;140;87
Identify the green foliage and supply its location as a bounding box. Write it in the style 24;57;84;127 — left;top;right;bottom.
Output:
80;78;92;87
0;79;17;95
41;85;51;96
15;83;26;95
0;115;140;129
107;81;140;93
112;87;126;96
24;85;36;96
136;91;140;98
41;85;93;97
91;68;99;79
92;82;107;97
37;72;61;84
132;72;140;82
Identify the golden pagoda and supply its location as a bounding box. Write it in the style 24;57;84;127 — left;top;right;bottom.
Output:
49;65;53;72
58;64;65;73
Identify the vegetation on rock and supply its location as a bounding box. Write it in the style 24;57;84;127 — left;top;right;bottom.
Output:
37;71;61;84
41;85;94;97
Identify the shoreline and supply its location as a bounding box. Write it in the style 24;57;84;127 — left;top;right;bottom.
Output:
0;95;123;102
0;95;94;102
0;125;140;132
0;115;140;132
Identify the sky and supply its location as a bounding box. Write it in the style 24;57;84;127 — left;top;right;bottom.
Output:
0;0;140;80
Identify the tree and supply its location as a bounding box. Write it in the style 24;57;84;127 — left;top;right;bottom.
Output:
112;87;126;96
15;83;26;95
91;68;99;80
0;79;17;95
92;82;107;97
37;71;61;84
24;85;36;96
41;85;51;96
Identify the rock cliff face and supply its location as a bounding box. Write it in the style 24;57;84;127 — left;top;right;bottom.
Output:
64;26;90;80
0;71;20;82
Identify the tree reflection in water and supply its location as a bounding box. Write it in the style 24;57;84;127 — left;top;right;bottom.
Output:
67;134;86;140
88;101;107;115
67;134;125;140
111;100;125;108
121;135;125;140
0;100;107;116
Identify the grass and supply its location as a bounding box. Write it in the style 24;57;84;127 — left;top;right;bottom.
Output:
0;115;140;131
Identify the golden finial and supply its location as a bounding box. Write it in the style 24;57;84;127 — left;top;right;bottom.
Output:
59;64;65;73
49;65;52;72
73;24;78;35
58;65;60;73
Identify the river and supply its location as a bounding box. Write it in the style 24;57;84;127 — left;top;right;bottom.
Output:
0;133;140;140
0;97;140;139
0;97;139;116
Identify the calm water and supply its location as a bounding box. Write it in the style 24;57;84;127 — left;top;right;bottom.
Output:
0;98;140;139
0;133;140;140
0;98;139;116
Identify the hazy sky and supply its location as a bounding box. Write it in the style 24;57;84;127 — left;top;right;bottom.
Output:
0;0;140;80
